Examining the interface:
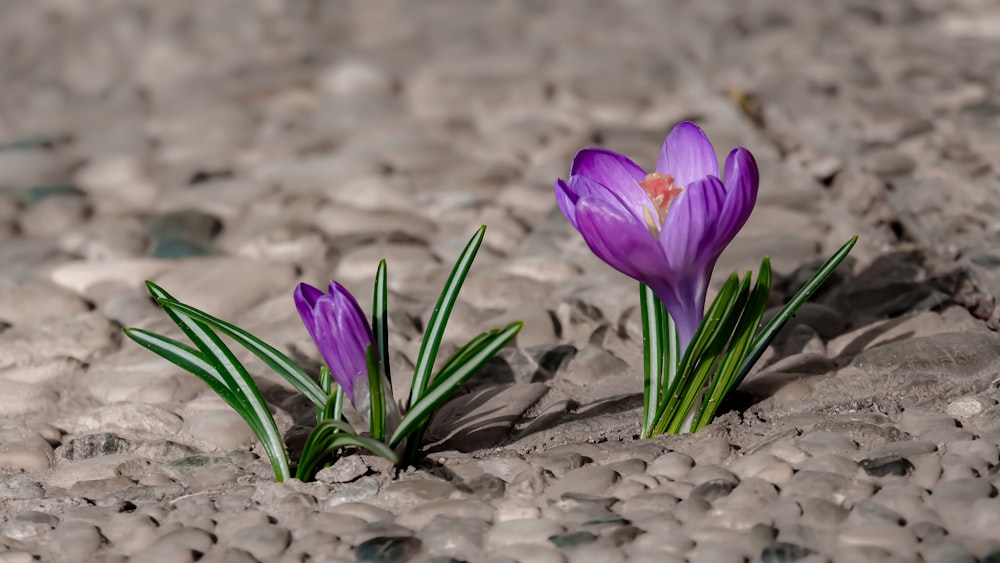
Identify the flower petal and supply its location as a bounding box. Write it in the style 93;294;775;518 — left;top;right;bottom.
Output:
327;281;372;336
657;121;719;188
571;147;647;184
654;263;716;353
715;147;759;253
555;178;580;230
293;282;325;344
314;294;371;400
570;148;653;212
659;175;726;278
574;196;668;285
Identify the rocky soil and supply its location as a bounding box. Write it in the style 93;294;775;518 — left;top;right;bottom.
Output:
2;0;1000;562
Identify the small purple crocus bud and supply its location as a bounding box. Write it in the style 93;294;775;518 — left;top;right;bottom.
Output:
294;281;375;403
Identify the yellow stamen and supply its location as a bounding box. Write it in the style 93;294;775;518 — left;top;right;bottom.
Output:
642;205;659;237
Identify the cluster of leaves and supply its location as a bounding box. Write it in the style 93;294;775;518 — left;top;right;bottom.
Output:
640;237;857;438
124;227;521;481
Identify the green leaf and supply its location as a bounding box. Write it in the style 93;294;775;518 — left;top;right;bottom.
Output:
142;282;290;482
366;345;386;442
732;236;857;390
124;328;222;387
317;365;332;424
639;283;665;439
390;321;521;449
156;297;326;408
295;419;398;481
650;274;741;434
435;329;497;378
123;328;260;433
372;259;392;385
331;384;345;424
664;306;680;396
664;272;752;434
694;258;771;429
295;418;357;481
317;366;346;424
320;365;332;395
408;226;486;409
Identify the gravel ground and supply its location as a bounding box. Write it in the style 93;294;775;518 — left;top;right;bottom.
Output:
2;1;1000;562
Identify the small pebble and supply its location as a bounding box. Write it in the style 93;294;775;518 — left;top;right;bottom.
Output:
486;519;565;548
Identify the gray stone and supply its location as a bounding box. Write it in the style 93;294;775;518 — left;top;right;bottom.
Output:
381;478;457;509
486;519;565;548
920;543;977;563
214;511;270;543
326;478;382;507
19;191;90;237
647;452;694;481
838;521;918;559
545;465;620;500
416;515;489;558
0;147;69;190
687;436;733;465
761;541;816;563
315;455;370;484
899;409;958;434
0;429;54;470
0;312;116;368
58;433;131;461
151;257;297;319
727;453;794;485
932;478;996;507
796;432;858;455
398;499;494;531
53;521;103;556
230;524;291;561
0;474;45;500
863;149;916;177
858;455;913;477
846;500;906;526
687;465;739;487
948;440;999;465
528;452;586;478
948;397;991;418
800;497;849;528
800;454;860;478
865;440;938;459
182;410;256;450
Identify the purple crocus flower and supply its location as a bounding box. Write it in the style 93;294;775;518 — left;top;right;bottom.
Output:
294;281;374;403
556;121;758;351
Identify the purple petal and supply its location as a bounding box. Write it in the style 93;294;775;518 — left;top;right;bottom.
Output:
327;281;372;336
714;147;759;253
570;148;653;213
559;173;648;232
659;175;726;278
571;147;647;185
655;265;715;353
313;293;372;400
574;196;668;285
657;122;719;188
555;179;579;230
293;282;325;344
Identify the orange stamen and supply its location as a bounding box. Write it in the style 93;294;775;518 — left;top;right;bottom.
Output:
639;172;683;235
